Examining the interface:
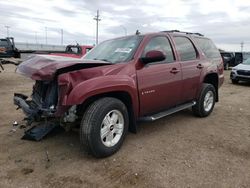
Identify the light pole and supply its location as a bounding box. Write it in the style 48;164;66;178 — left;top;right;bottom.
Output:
93;10;101;45
241;41;244;52
61;29;63;45
45;27;48;45
120;25;127;36
5;26;10;37
35;32;38;44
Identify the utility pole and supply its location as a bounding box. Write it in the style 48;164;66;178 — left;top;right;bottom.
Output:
5;26;10;37
93;10;101;45
45;27;48;45
35;32;38;44
61;29;63;45
240;41;244;52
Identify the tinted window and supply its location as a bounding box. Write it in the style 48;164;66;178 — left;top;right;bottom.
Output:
0;39;8;47
67;47;79;54
174;37;197;61
143;36;175;63
194;37;220;59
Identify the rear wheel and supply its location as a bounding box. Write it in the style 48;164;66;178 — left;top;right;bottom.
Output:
80;97;129;158
192;83;216;117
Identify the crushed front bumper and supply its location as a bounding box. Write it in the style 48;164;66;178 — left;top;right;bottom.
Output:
14;93;39;117
13;93;56;123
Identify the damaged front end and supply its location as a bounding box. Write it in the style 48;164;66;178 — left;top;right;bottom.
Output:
13;55;112;139
14;80;59;125
13;80;67;141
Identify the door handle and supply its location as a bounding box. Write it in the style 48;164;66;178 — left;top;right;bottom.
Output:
197;64;204;69
170;68;180;74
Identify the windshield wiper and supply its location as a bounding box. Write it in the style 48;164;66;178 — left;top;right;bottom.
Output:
93;58;112;63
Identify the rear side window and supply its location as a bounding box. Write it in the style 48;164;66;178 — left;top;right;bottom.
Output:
143;36;175;63
173;36;197;61
194;37;220;59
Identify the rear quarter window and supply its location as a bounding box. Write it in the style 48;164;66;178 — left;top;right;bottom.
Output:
173;36;197;61
194;37;221;59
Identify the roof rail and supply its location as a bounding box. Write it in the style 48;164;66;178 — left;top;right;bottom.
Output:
161;30;204;36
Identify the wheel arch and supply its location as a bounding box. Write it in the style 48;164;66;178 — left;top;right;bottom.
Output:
77;91;137;133
203;73;219;102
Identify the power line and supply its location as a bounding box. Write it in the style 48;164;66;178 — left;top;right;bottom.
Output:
93;10;101;45
120;25;127;36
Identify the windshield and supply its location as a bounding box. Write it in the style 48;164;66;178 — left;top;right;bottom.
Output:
243;58;250;65
84;36;143;64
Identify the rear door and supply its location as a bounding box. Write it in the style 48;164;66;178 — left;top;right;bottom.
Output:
137;36;182;116
172;36;202;103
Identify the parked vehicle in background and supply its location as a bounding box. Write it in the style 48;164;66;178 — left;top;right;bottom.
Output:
0;37;20;58
50;45;93;58
230;58;250;84
234;52;250;65
220;52;235;70
14;30;224;158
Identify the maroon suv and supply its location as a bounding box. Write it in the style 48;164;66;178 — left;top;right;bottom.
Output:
14;30;224;157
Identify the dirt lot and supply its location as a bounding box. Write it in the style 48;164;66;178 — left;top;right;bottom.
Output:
0;65;249;188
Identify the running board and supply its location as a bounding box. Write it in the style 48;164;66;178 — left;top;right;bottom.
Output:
138;101;196;122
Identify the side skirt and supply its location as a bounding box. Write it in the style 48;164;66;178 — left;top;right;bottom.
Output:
138;101;196;122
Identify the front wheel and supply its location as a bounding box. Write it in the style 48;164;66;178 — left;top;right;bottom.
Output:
80;97;129;158
192;83;216;117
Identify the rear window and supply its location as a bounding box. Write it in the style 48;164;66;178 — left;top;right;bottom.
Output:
194;37;220;59
0;39;8;47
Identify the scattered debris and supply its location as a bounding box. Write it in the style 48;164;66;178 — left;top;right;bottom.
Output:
19;124;26;129
46;151;50;162
9;128;16;133
21;168;34;175
13;121;18;126
22;123;60;141
15;159;22;163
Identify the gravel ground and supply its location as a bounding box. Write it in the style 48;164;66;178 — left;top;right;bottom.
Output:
0;65;250;188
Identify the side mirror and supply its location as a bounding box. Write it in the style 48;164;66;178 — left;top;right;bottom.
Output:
140;50;166;64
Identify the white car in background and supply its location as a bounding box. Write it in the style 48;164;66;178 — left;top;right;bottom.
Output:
230;58;250;84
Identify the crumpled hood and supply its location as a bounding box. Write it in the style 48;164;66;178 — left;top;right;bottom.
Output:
234;63;250;71
17;55;111;80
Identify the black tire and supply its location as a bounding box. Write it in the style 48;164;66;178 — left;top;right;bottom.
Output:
80;97;129;158
192;83;216;117
231;79;239;84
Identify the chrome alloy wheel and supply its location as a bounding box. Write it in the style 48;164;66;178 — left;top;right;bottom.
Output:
203;91;214;112
100;110;124;147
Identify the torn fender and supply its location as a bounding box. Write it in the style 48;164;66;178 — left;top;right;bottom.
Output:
64;75;139;117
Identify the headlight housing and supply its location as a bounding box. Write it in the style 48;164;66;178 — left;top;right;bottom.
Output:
232;67;237;71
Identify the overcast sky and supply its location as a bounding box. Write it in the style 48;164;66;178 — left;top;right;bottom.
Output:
1;0;250;51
